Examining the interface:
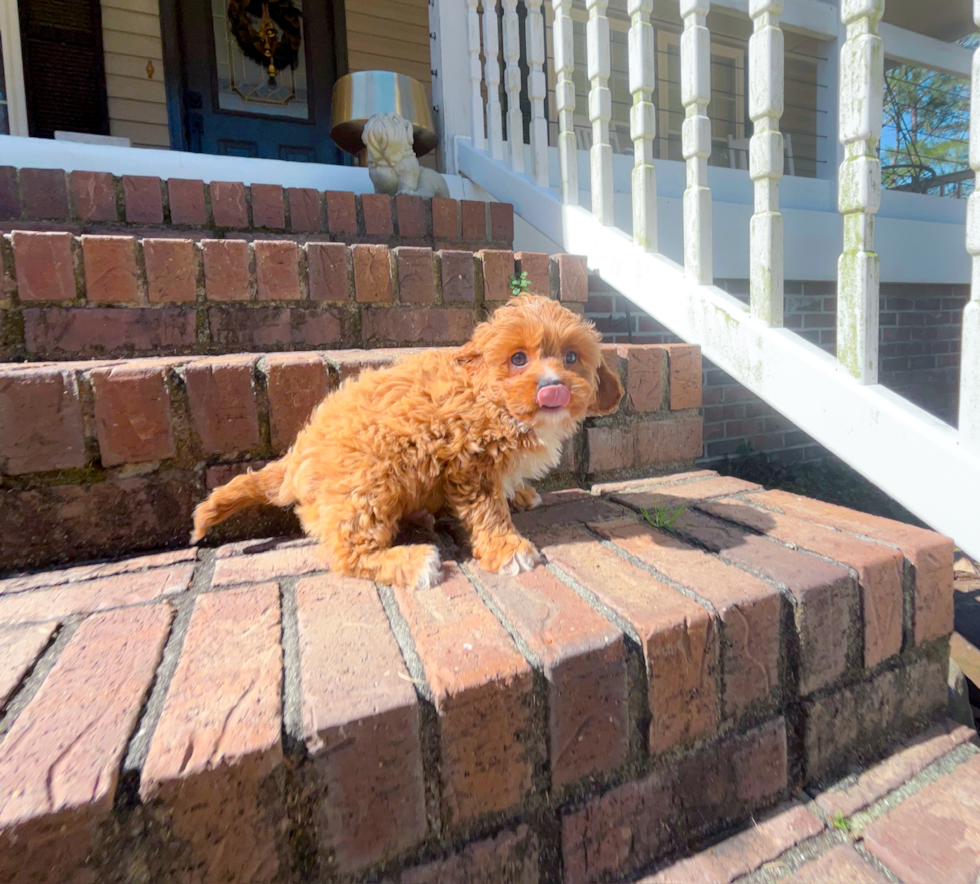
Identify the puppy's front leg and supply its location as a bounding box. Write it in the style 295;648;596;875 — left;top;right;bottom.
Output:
447;472;543;575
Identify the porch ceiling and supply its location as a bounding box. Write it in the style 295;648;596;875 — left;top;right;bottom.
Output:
883;0;974;43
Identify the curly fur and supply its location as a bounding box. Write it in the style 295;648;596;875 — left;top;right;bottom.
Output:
191;295;623;590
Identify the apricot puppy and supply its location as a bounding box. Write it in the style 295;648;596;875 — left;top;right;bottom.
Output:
191;294;623;589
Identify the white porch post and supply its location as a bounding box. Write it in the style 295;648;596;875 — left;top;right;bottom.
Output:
961;0;980;455
0;0;29;136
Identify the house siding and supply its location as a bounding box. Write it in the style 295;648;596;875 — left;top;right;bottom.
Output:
345;0;432;97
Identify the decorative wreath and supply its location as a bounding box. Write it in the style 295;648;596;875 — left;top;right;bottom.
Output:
227;0;303;77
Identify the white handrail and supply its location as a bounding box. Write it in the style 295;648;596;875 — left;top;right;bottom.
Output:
526;0;550;187
586;0;615;223
502;0;525;172
552;0;579;205
628;0;658;251
483;0;505;161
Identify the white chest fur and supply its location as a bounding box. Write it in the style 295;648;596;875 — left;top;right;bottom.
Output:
503;425;568;499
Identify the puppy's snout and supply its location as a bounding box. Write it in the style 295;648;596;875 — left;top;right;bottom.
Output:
536;382;571;409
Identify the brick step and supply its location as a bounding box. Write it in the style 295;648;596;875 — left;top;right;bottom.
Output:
1;228;578;360
0;342;703;571
0;472;956;884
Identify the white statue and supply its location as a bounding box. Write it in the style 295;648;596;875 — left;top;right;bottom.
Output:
362;112;450;200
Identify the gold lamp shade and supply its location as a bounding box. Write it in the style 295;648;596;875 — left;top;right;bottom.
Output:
331;71;438;159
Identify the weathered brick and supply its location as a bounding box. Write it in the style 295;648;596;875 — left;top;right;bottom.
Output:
361;193;393;235
251;183;285;229
325;190;357;235
307;242;349;301
183;356;260;454
69;170;116;221
461;200;488;240
515;250;550;296
20;168;68;220
12;231;76;302
202;238;252;301
81;235;139;304
665;344;703;410
212;539;323;586
440;249;476;302
556;254;588;302
431;197;459;240
0;367;85;474
24;306;197;357
594;519;782;717
264;352;332;452
167;178;207;225
0;606;171;884
620;344;665;412
586;425;636;473
0;623;56;706
392;565;535;824
207;305;342;350
0;565;192;627
490;201;515;243
610;473;761;506
395;246;436;304
402;825;539;884
543;525;718;753
351;243;392;302
591;469;720;496
143;238;197;303
0;166;18;220
140;585;284;884
863;754;980;884
287;187;322;232
477;567;629;787
362;306;474;346
210;180;249;227
781;845;892;884
122;175;163;223
635;415;704;466
90;363;174;466
511;495;626;536
395;193;425;237
479;249;514;301
298;574;426;871
255;240;301;300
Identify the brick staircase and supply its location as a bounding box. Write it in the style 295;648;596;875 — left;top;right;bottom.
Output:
0;180;968;883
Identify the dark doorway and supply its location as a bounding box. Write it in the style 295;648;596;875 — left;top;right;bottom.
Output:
165;0;343;162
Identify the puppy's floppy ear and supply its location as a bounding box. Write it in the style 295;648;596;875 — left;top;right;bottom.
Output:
588;356;624;416
454;340;483;373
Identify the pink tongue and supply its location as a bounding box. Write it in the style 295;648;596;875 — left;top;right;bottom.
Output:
537;384;571;408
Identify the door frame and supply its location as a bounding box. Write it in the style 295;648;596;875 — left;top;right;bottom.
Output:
159;0;349;153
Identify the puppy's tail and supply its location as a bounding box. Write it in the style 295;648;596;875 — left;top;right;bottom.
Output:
190;460;289;544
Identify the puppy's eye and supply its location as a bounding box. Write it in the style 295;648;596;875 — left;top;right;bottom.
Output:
564;351;578;365
510;352;528;367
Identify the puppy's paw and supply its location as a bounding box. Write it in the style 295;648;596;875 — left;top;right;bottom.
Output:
477;535;543;576
510;484;543;511
378;543;443;591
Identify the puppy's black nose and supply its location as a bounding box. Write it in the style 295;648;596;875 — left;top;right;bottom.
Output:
537;377;562;390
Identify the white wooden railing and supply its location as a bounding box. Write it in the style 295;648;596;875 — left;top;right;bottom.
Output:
429;0;980;558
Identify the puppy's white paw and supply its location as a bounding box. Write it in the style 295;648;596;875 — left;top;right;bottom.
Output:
498;541;543;576
510;485;543;511
413;547;444;591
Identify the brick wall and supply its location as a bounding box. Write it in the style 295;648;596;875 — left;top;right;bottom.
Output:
0;343;702;571
587;277;970;462
0;167;514;248
0;236;587;360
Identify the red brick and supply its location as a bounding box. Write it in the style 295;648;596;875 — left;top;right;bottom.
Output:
205;461;268;492
23;306;197;357
307;241;349;301
440;249;476;302
12;231;76;302
0;623;56;706
0;166;18;220
298;574;426;871
395;246;436;304
392;565;535;823
781;845;892;884
122;175;163;223
701;497;905;669
479;249;515;302
255;239;300;300
325;190;357;234
431;197;459;239
594;518;782;717
586;425;636;473
90;363;174;466
461;200;488;240
202;238;252;301
167;178;207;225
140;585;284;884
402;825;538;884
542;526;718;753
210;180;249;227
395;193;425;237
591;469;720;495
643;801;824;883
250;182;285;228
515;250;550;296
287;187;322;232
511;495;626;536
143;238;198;303
264;352;332;452
212;540;323;585
620;344;665;412
477;567;628;787
0;566;193;627
490;201;515;242
814;719;979;818
207;304;342;349
81;234;139;303
362;193;394;235
556;253;588;302
352;243;393;302
69;170;117;221
635;415;704;466
184;356;260;454
863;754;980;884
0;367;85;474
20;168;68;220
325;348;401;382
665;344;703;410
760;490;954;646
0;606;171;884
362;306;474;345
